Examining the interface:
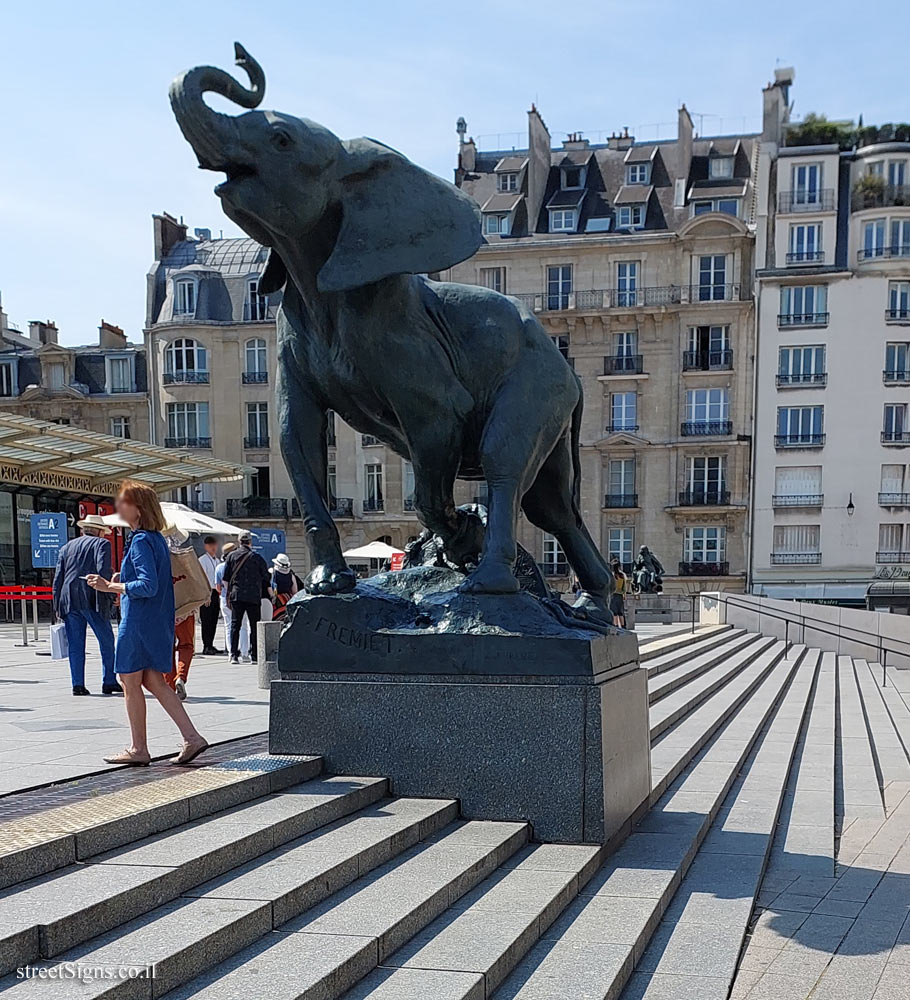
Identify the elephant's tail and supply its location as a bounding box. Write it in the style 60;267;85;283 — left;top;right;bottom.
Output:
570;389;584;527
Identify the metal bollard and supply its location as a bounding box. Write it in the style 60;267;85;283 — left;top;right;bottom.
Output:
882;649;888;688
18;600;28;647
31;597;39;641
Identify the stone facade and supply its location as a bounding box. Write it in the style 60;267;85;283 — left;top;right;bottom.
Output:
442;107;757;592
752;70;910;602
144;214;421;570
0;312;149;441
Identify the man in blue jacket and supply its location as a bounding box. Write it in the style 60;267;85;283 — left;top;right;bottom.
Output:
52;514;119;696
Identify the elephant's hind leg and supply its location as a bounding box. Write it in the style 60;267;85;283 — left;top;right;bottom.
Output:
521;435;614;609
461;372;570;596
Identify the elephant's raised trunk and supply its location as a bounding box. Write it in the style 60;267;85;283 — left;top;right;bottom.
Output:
169;43;264;167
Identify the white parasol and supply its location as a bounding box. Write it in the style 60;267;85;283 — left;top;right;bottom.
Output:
342;540;405;561
100;502;244;537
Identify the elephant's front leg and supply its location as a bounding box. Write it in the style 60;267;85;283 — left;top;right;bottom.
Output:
277;373;355;595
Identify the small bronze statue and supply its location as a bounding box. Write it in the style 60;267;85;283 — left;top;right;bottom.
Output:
632;546;665;595
170;44;615;617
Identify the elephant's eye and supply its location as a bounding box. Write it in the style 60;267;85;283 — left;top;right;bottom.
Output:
271;130;293;150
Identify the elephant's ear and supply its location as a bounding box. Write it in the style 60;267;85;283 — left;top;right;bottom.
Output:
317;137;482;293
257;250;287;294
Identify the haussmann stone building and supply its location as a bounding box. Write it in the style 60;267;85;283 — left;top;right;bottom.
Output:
442;104;758;593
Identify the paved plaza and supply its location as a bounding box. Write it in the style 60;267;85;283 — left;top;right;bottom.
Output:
0;622;268;795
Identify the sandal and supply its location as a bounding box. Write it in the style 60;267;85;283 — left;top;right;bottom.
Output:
173;737;209;766
103;748;151;766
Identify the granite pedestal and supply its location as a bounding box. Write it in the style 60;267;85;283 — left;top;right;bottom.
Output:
269;569;651;844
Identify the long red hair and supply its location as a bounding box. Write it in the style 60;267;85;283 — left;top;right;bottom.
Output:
119;480;166;533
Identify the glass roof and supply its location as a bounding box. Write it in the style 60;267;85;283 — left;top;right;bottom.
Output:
0;413;248;493
163;238;267;276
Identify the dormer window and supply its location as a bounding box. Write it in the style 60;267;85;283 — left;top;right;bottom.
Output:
174;278;197;317
497;172;518;193
617;205;644;229
708;156;734;180
483;214;510;236
561;166;585;190
46;362;65;390
626;163;650;185
549;209;577;233
106;355;134;393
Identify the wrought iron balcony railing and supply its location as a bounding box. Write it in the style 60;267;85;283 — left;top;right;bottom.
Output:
680;420;733;437
603;493;638;508
678;489;731;506
771;552;822;565
786;251;826;265
886;309;910;322
164;370;210;385
330;497;354;517
164;436;211;449
363;498;384;512
879;493;910;506
777;372;827;387
678;561;729;576
777;189;836;213
772;494;824;507
603;355;643;375
884;370;910;384
511;284;747;313
876;551;910;564
687;284;741;303
539;561;570;577
608;423;639;433
775;433;825;448
244;436;270;449
226;498;290;518
186;500;214;513
362;435;381;446
682;349;733;371
858;245;910;262
403;496;416;511
242;371;269;384
108;385;136;394
852;184;910;212
882;430;910;445
778;312;830;328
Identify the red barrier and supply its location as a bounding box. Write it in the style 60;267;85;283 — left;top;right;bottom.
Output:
0;585;54;646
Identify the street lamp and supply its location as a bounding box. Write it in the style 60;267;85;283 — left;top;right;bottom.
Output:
847;493;855;517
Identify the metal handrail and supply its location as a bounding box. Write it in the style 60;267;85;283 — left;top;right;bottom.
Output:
704;591;910;686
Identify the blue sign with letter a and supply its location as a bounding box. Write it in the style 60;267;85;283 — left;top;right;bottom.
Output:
251;528;286;565
30;513;68;569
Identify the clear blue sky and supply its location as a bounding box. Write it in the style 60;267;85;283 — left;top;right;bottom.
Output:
0;0;903;344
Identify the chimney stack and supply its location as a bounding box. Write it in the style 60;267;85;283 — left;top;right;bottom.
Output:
153;212;188;261
28;320;58;345
98;320;127;349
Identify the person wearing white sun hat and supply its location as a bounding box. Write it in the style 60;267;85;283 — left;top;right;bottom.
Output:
270;553;299;621
53;513;119;696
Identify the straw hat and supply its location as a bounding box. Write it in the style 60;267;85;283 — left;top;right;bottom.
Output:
77;514;112;534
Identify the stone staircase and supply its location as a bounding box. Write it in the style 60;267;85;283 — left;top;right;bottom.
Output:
1;625;906;999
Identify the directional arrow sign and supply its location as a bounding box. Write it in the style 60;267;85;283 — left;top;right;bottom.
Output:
30;513;68;569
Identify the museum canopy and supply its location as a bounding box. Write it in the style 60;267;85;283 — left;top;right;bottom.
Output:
0;412;247;495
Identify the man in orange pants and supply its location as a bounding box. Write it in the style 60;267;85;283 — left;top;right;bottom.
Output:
165;613;195;700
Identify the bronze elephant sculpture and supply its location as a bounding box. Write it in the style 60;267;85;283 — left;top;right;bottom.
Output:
170;44;614;612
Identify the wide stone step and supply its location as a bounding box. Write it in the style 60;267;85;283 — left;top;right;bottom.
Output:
0;748;322;891
0;774;388;975
649;634;777;741
0;796;458;1000
489;648;804;1000
650;640;793;799
637;624;733;664
620;650;820;999
168;821;535;1000
853;658;910;785
641;627;745;676
647;631;763;704
339;842;601;1000
764;649;836;881
837;655;886;821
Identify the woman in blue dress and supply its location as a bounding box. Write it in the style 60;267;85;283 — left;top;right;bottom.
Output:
87;480;208;766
